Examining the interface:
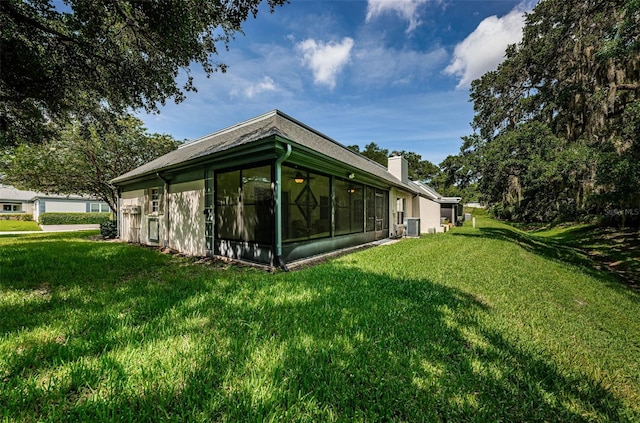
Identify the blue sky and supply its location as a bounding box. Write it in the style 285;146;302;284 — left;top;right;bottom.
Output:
138;0;537;165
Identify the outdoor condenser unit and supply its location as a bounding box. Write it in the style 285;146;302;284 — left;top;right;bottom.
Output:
406;218;420;237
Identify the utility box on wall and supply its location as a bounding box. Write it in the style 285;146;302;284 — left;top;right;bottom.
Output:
148;218;159;242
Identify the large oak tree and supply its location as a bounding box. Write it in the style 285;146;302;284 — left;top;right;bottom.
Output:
0;0;286;146
457;0;639;224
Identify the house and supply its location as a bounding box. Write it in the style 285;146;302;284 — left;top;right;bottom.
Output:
111;110;459;267
0;184;110;221
464;202;484;209
411;182;463;228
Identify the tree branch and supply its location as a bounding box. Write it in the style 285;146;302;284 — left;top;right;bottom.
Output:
1;2;75;43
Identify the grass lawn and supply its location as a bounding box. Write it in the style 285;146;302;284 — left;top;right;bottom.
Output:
1;222;639;422
0;220;41;231
529;224;640;290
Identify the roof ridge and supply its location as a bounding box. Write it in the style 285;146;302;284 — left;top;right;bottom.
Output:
271;110;390;173
178;110;279;149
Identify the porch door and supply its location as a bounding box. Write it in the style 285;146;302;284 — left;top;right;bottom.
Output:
204;168;215;255
375;191;385;240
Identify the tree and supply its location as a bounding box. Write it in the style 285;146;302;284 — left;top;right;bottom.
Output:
360;142;390;166
390;150;440;182
597;100;640;225
476;122;594;222
466;0;639;225
0;0;286;146
3;115;179;212
471;0;638;144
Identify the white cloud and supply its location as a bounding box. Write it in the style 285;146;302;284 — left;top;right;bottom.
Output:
444;2;534;88
365;0;431;34
243;76;277;98
228;75;279;99
297;37;354;89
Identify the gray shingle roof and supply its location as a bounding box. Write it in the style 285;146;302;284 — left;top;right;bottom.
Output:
0;184;95;201
0;185;39;201
410;181;461;204
112;110;420;194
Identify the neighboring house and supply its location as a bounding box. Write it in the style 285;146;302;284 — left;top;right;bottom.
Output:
410;182;461;232
111;110;461;267
0;184;110;221
464;202;485;209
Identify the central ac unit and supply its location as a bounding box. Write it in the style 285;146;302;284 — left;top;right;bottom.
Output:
406;218;420;237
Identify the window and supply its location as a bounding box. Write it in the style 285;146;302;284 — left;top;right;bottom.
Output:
90;203;109;213
335;178;364;236
215;166;273;244
215;170;241;240
242;166;272;244
151;189;160;213
146;188;163;215
365;187;375;232
396;197;405;225
2;204;21;212
282;166;330;242
377;192;389;231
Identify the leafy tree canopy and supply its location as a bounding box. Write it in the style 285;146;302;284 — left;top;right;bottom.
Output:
0;0;286;146
346;142;441;183
457;0;639;225
358;142;390;167
390;150;440;183
2;115;179;212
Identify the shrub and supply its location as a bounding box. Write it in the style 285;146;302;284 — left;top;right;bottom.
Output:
39;212;111;225
100;220;118;239
0;213;33;221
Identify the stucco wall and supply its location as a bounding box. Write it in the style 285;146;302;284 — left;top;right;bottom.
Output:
120;189;169;246
119;182;205;256
168;180;205;256
419;197;444;233
23;202;33;215
389;188;414;237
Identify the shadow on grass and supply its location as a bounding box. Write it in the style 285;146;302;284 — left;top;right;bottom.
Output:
0;234;634;421
547;225;640;289
452;225;640;294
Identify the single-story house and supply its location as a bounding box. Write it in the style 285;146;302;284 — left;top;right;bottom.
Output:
411;181;463;233
0;184;110;221
111;110;460;267
411;182;463;227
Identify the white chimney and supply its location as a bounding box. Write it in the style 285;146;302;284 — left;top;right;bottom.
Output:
388;156;408;184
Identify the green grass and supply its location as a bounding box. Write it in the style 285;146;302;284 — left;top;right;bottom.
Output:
0;220;41;231
1;222;639;422
530;224;640;289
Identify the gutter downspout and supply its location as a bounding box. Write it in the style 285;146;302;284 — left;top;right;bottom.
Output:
117;187;122;239
157;172;170;249
275;143;292;270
